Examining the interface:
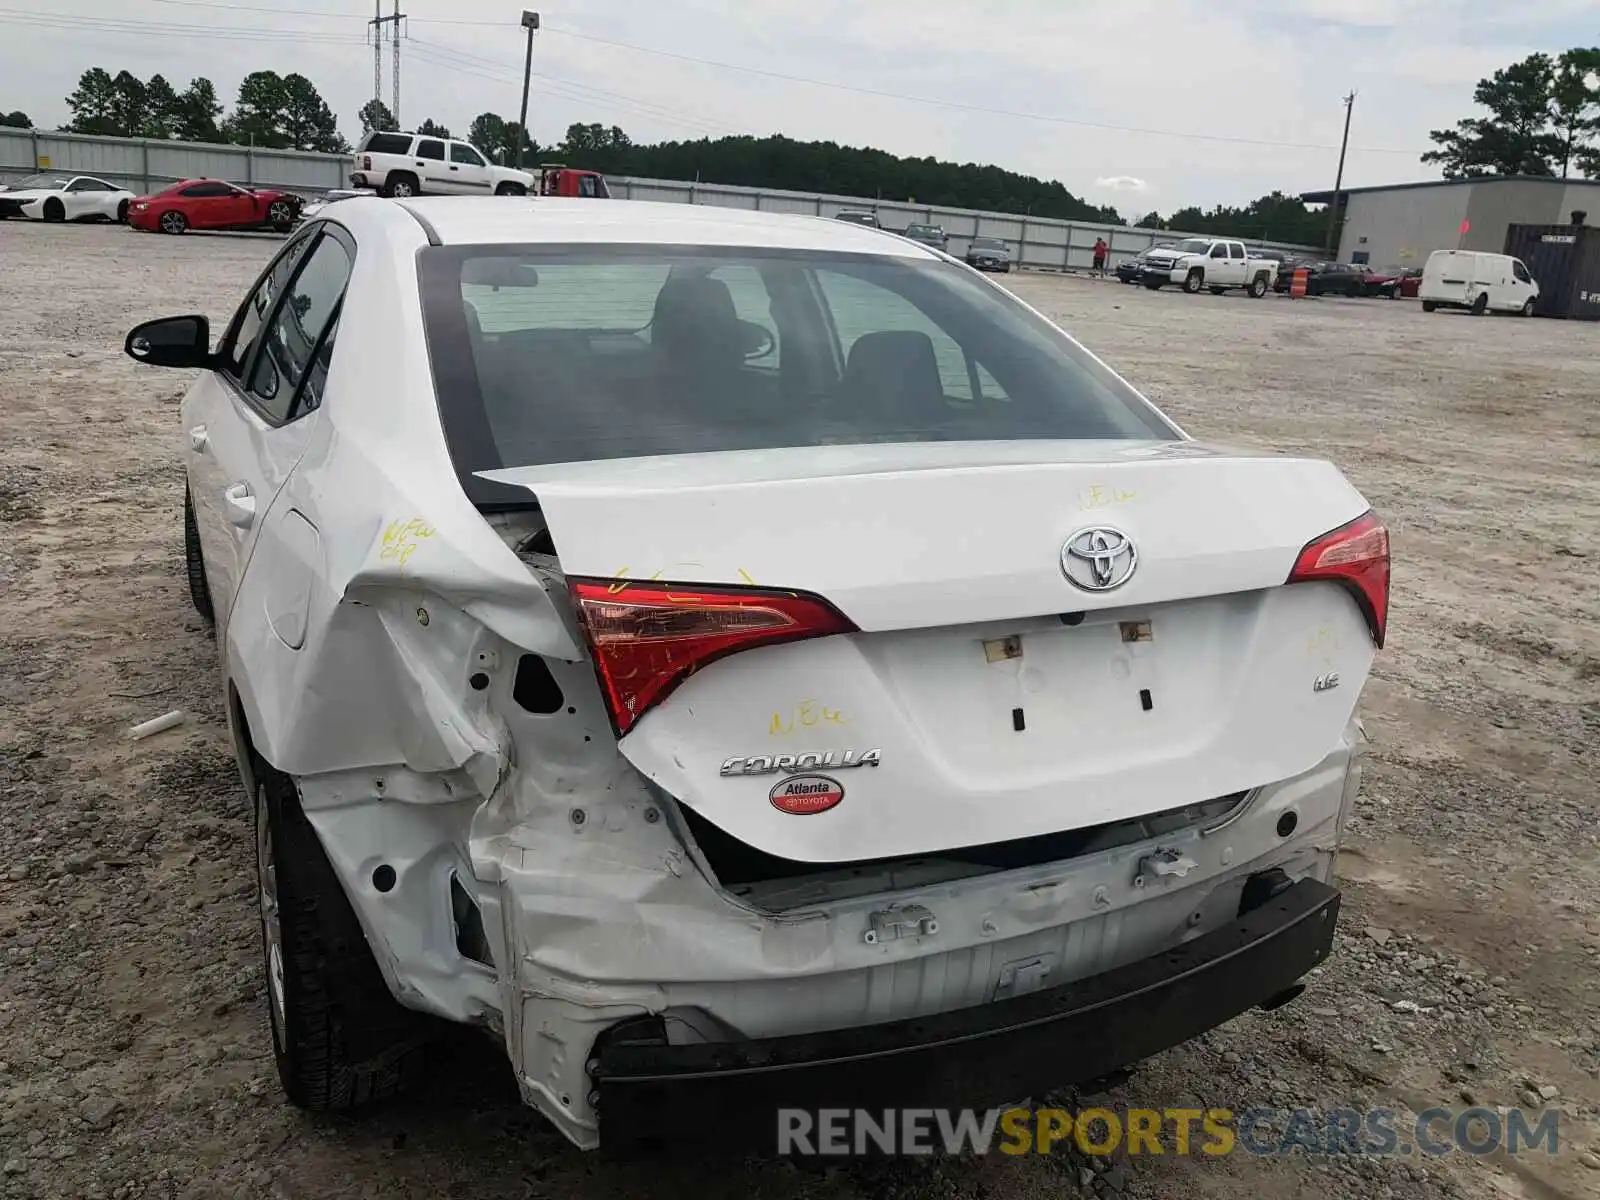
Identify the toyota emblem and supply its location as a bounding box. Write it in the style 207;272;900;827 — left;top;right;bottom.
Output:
1061;526;1138;591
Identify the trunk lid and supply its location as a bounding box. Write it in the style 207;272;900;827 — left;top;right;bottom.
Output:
485;440;1376;863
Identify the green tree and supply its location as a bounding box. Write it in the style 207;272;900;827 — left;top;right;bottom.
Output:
416;117;451;139
225;70;289;147
1423;53;1563;177
281;73;346;152
174;78;223;143
468;111;535;164
143;74;180;139
1134;211;1164;229
358;98;396;134
107;70;148;138
65;68;119;134
1550;48;1600;178
0;110;30;129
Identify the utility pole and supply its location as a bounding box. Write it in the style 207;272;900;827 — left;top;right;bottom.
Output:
1325;91;1355;257
517;11;539;171
370;1;405;126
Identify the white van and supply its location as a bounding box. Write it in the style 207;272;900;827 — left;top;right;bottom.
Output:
1418;250;1538;316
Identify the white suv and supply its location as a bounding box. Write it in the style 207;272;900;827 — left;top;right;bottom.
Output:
350;130;536;198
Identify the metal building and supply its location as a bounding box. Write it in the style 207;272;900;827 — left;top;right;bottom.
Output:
1301;176;1600;270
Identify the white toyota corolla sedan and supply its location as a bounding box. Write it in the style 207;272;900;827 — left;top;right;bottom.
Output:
125;196;1387;1154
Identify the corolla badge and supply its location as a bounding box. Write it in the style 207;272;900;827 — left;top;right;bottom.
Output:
1061;526;1138;591
721;749;881;776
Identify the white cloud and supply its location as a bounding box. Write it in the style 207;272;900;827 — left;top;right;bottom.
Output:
1095;176;1151;193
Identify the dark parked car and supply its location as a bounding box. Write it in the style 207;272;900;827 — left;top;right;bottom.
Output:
1356;267;1404;298
903;222;949;250
1274;259;1364;296
834;210;881;228
964;236;1012;272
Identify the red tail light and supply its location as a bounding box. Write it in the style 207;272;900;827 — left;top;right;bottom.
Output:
568;579;857;737
1287;511;1390;647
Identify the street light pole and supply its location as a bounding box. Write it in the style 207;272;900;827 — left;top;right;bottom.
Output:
516;11;538;171
1324;91;1355;257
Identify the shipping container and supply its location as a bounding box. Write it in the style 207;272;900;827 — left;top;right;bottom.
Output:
1503;223;1600;320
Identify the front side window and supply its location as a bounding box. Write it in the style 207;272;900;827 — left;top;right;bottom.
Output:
1513;260;1531;283
181;182;233;198
450;142;486;166
417;140;445;162
67;178;110;192
248;234;353;420
1209;244;1228;259
222;236;314;378
419;245;1178;507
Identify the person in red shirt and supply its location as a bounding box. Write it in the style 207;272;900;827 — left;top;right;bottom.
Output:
1092;237;1109;276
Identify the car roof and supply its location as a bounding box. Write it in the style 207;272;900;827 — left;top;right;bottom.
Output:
392;197;937;256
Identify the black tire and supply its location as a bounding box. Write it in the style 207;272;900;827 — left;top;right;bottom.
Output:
267;200;295;233
183;489;214;623
1183;269;1204;294
1143;279;1163;290
1421;301;1437;313
42;197;65;223
494;182;527;196
159;210;187;235
1470;293;1488;316
1249;274;1269;299
380;173;418;199
1385;285;1398;299
255;756;431;1111
117;199;130;224
1208;286;1227;295
1521;297;1535;317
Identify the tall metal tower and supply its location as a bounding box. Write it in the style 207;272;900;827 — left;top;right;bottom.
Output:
370;0;406;125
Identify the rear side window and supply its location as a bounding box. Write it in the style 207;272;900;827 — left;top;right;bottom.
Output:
418;245;1178;508
417;140;445;162
248;233;354;421
361;132;413;155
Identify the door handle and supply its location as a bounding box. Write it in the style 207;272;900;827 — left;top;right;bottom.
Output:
189;425;209;452
449;165;459;171
223;482;256;528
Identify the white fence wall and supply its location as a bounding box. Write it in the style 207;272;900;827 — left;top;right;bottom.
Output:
1;127;1318;268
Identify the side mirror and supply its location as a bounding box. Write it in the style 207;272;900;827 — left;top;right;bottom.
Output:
125;315;212;369
739;319;776;360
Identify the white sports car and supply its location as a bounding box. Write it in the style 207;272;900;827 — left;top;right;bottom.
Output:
0;173;136;222
124;197;1386;1154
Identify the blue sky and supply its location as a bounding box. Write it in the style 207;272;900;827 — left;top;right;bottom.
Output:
2;0;1595;212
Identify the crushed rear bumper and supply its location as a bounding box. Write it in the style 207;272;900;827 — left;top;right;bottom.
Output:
593;876;1339;1155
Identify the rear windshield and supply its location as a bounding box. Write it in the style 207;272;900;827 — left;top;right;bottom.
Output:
418;245;1179;507
359;131;413;155
971;238;1006;249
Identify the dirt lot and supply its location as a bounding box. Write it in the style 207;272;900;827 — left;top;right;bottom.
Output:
0;221;1596;1200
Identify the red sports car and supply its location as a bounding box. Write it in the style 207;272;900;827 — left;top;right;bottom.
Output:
127;179;301;235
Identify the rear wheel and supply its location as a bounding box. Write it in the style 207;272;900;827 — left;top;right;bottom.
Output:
159;210;187;235
183;489;213;624
1469;293;1488;316
42;198;64;223
380;174;418;199
1183;269;1204;294
1421;301;1437;312
1248;274;1269;299
494;182;527;196
255;756;432;1111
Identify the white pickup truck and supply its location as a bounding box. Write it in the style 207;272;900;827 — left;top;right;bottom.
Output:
1136;237;1278;297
